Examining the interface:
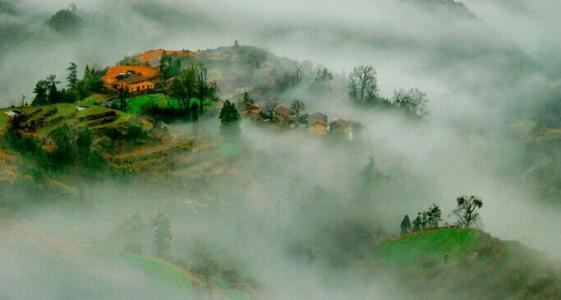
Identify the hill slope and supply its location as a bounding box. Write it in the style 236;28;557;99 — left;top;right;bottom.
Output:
376;228;561;299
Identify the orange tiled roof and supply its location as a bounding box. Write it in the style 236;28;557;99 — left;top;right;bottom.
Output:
103;65;158;85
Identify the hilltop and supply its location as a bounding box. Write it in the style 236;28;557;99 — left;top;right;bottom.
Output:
376;228;561;299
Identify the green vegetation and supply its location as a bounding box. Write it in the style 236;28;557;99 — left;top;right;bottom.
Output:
377;228;561;299
122;254;194;290
377;228;482;269
125;94;182;115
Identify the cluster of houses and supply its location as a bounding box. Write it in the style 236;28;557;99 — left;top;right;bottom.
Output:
240;101;361;141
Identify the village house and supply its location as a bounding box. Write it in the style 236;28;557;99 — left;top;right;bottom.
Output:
103;65;158;94
243;104;262;120
273;106;295;126
329;118;352;140
329;118;362;141
308;112;328;135
116;75;156;93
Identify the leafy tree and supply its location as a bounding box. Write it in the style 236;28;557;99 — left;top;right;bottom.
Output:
219;100;241;125
392;88;429;118
160;55;181;80
117;86;129;112
242;91;254;107
46;75;60;104
420;211;429;229
50;123;75;166
77;127;93;152
290;99;305;126
454;195;483;228
362;157;382;184
311;67;333;94
348;65;378;104
400;214;411;235
66;62;78;92
166;63;215;115
263;99;278;120
191;244;221;298
426;204;442;228
77;65;104;99
152;213;172;258
412;213;422;232
32;80;49;106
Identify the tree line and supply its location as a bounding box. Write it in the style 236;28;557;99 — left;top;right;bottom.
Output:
32;62;104;106
400;195;484;234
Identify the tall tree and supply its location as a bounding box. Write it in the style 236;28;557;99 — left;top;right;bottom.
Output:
242;91;254;107
46;75;60;104
400;214;411;235
160;55;181;80
412;213;422;232
263;99;278;120
168;66;197;113
219;100;241;125
66;62;78;92
454;195;483;228
348;65;378;104
152;213;172;258
311;67;333;94
426;204;442;228
32;80;49;106
290;99;305;126
192;244;221;298
117;86;129;112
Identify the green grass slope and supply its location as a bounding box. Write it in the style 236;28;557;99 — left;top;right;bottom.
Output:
376;228;561;299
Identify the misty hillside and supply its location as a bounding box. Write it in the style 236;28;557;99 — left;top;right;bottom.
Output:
377;228;561;299
3;1;561;300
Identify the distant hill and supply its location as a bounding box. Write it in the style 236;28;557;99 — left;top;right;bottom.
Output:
376;228;561;299
404;0;477;19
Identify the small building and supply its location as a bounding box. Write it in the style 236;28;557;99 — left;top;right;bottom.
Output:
308;112;328;135
244;104;262;120
116;75;156;93
329;118;351;140
273;106;295;126
329;118;362;141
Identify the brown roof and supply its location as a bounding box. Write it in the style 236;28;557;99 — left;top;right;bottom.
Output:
104;65;158;84
309;112;327;125
275;106;294;118
330;118;350;129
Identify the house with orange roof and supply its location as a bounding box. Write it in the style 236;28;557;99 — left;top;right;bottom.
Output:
103;65;159;94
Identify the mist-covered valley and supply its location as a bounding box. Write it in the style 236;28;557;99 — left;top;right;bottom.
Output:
2;0;561;299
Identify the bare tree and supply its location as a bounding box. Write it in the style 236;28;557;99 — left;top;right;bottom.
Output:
191;244;221;298
290;99;305;126
454;195;483;228
263;98;278;120
392;88;429;118
348;65;378;104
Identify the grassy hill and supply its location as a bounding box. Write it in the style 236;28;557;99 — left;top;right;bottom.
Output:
0;214;252;300
376;228;561;299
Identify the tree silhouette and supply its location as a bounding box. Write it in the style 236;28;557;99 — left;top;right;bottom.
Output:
454;195;483;228
400;215;411;235
152;213;172;258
